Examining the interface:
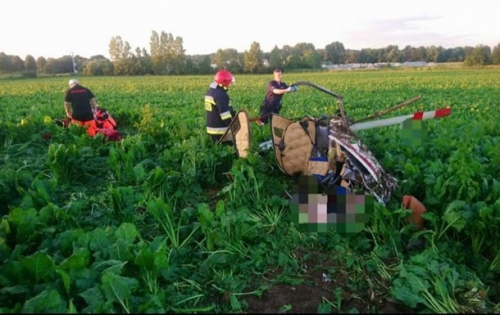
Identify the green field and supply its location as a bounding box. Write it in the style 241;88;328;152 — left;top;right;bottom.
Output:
1;68;500;313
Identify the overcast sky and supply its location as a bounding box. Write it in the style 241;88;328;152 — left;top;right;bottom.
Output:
1;0;498;59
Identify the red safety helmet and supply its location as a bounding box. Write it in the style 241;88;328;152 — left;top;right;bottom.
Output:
214;70;235;87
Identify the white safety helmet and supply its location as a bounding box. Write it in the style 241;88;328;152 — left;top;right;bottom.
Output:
69;78;79;88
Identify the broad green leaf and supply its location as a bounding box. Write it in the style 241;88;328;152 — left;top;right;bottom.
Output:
0;285;28;295
0;218;11;234
317;302;332;314
57;229;90;255
154;245;170;271
79;286;104;312
137;293;167;313
0;258;24;285
229;294;241;311
133;163;146;182
56;268;71;294
0;237;11;262
20;289;66;313
442;202;467;232
109;238;134;261
479;207;493;220
38;203;62;225
21;252;56;283
114;222;139;245
391;278;425;308
134;246;155;271
215;200;225;217
89;227;111;260
100;271;139;312
58;247;91;273
8;208;39;243
67;298;77;314
93;259;128;275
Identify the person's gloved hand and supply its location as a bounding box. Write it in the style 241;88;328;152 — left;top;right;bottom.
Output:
289;85;298;92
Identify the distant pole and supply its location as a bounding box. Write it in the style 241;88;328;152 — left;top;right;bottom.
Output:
71;52;77;74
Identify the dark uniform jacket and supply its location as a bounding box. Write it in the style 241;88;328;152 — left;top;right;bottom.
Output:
261;80;289;111
205;82;235;135
64;84;95;121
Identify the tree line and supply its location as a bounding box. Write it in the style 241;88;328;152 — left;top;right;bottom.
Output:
1;30;500;77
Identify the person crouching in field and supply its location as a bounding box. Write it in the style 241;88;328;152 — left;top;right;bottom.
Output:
64;79;98;137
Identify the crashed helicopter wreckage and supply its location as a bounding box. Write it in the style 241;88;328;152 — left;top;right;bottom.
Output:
217;81;451;230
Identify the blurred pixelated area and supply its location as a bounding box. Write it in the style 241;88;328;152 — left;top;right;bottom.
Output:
290;175;375;235
399;118;428;147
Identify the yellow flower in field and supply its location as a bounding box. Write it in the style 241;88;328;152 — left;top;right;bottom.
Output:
44;116;53;124
20;118;27;126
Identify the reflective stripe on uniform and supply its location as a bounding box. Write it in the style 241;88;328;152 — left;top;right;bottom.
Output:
205;96;215;104
220;110;232;120
205;96;215;111
207;126;228;135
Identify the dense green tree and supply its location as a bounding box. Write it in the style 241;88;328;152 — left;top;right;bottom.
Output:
415;46;427;61
10;55;25;72
221;48;242;73
286;50;301;69
43;57;56;74
358;48;377;63
36;56;46;73
243;41;263;73
325;41;346;64
464;44;492;66
2;34;496;76
268;45;284;70
197;56;213;75
386;45;402;63
213;49;226;70
345;50;361;63
149;30;186;75
402;45;416;61
281;45;294;65
89;55;108;60
24;55;37;72
109;36;136;75
447;47;466;62
83;59;114;76
491;42;500;64
0;52;12;72
294;42;321;68
426;45;439;62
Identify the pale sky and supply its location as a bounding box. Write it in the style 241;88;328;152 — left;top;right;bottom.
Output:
1;0;498;59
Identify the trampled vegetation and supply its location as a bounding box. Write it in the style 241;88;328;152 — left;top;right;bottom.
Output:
1;68;500;313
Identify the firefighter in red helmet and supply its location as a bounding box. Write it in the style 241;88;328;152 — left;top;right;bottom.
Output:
205;69;236;144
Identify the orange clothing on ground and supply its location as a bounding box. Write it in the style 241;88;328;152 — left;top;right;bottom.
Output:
97;118;116;130
95;109;117;130
71;119;97;137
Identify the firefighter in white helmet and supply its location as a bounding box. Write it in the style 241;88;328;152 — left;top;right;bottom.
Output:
64;79;99;137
